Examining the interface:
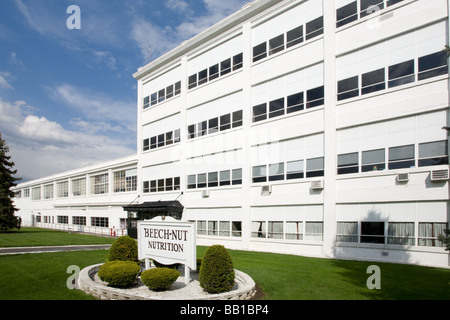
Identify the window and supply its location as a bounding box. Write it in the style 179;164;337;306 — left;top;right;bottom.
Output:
253;42;267;62
150;137;157;150
197;173;207;188
253;103;267;122
418;222;447;247
143;96;150;109
388;145;415;169
143;181;150;193
269;34;284;55
150;180;157;193
166;131;173;145
44;184;54;200
174;177;180;190
336;222;358;242
269;163;284;181
252;165;267;183
188;124;196;139
419;140;448;167
388;60;415;88
338;76;359;101
362;68;385;95
72;178;86;196
197;121;207;137
158;89;165;103
219;221;231;237
268;98;284;119
252;221;266;238
232;221;242;237
208;172;218;188
387;0;404;6
32;186;41;200
166;84;174;99
268;222;283;239
57;216;68;224
361;222;385;244
418;51;448;80
419;51;448;81
23;188;30;198
232;169;242;185
233;53;243;71
90;173;109;195
220;114;231;131
337;152;359;175
209;64;219;81
143;138;150;151
287;26;303;48
232;110;243;128
362;148;386;172
305;222;323;241
360;0;384;18
57;181;69;198
151;93;157;106
188;74;197;89
306;86;324;108
287;92;304;114
73;216;86;226
336;1;358;28
306;157;324;178
208;221;218;236
388;222;415;245
174;81;181;95
305;16;323;40
198;69;208;86
286;222;303;240
165;178;173;191
208;118;219;134
91;217;109;228
220;170;231;186
287;160;304;179
220;58;231;76
187;175;196;189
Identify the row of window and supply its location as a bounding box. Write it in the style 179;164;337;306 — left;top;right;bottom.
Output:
253;16;323;63
337;0;405;28
252;221;323;241
337;221;447;247
188;110;243;140
338;141;448;175
252;86;324;123
28;169;138;200
338;51;448;101
188;53;243;90
187;169;243;189
194;221;243;237
143;129;181;152
143;81;181;110
36;216;109;228
143;177;181;193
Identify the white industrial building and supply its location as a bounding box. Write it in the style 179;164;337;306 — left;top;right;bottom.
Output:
13;0;450;268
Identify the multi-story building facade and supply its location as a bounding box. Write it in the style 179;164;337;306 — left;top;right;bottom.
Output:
14;0;450;267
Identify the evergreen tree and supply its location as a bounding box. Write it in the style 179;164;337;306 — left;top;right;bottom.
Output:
438;229;450;251
0;133;21;232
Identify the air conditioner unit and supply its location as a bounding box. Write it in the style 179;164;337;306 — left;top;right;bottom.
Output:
430;169;449;182
310;180;324;190
261;185;272;196
201;189;210;198
397;173;409;182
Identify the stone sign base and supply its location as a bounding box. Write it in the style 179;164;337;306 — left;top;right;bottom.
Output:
77;264;257;300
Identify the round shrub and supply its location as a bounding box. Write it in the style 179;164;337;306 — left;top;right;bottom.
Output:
141;268;180;291
97;261;140;288
107;236;138;263
199;245;235;294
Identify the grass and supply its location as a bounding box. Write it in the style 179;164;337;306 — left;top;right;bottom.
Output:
0;227;116;247
0;228;449;300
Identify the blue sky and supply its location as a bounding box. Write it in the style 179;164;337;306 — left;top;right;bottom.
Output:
0;0;250;181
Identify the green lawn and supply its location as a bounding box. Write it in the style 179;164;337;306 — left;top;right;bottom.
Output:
0;228;449;300
0;227;116;247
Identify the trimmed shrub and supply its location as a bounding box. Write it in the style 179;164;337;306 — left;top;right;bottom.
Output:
107;236;138;263
98;261;140;288
199;245;235;294
141;268;180;291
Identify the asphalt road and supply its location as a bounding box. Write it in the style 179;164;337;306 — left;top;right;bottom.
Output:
0;244;111;255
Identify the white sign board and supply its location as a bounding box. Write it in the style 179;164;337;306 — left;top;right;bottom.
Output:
137;220;196;271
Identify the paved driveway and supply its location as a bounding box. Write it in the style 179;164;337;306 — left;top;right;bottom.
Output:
0;244;111;255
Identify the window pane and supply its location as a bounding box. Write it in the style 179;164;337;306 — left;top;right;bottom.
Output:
307;157;324;177
360;0;384;18
166;84;174;99
232;110;243;128
269;34;284;55
287;92;304;113
362;68;385;95
253;103;267;122
252;221;266;238
287;160;304;179
158;89;165;103
269;98;285;118
419;140;448;167
268;221;283;239
188;124;196;139
286;221;303;240
208;172;218;187
307;86;324;108
187;175;196;189
232;221;242;237
388;60;415;88
388;222;415;245
198;69;208;85
337;1;358;28
287;26;303;48
253;42;267;62
252;165;267;183
197;121;207;137
151;92;157;105
338;152;359;175
418;51;448;80
157;179;165;192
220;114;231;131
208;118;219;134
197;173;207;188
220;58;231;76
305;222;323;241
188;74;197;89
269;163;284;181
362;148;386;171
232;169;242;185
336;222;358;242
209;64;219;81
165;131;173;145
389;145;414;161
219;221;231;236
338;76;359;101
174;81;181;95
233;53;243;70
305;16;323;40
220;170;231;186
361;222;385;244
165;178;173;191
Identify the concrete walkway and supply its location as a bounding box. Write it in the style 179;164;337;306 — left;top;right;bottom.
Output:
0;244;111;255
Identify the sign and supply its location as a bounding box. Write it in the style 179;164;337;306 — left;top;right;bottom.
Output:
137;219;196;271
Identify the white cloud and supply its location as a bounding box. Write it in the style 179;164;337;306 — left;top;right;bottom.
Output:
0;72;14;90
0;98;136;181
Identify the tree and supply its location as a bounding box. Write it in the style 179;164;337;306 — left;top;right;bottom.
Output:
0;133;21;232
438;229;450;251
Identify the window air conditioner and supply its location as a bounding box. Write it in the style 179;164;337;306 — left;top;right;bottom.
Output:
310;180;324;190
430;169;449;182
201;189;210;198
396;173;409;182
261;185;272;196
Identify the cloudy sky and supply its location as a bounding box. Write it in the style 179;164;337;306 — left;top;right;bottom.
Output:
0;0;250;182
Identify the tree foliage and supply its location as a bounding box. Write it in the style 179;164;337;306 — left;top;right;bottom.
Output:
0;133;21;232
